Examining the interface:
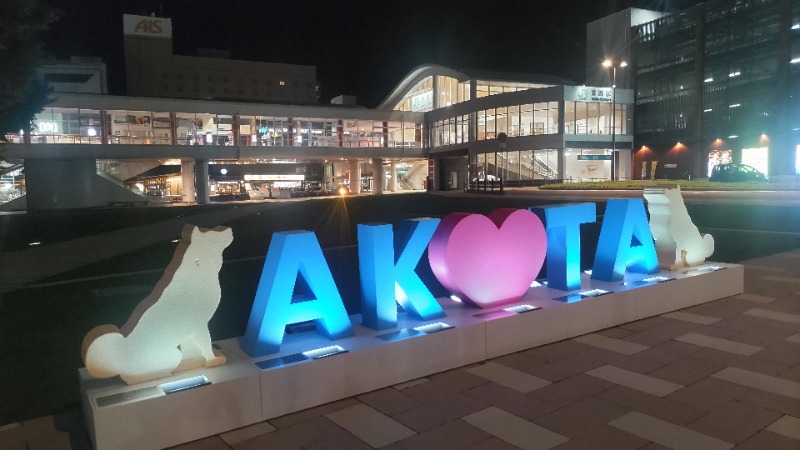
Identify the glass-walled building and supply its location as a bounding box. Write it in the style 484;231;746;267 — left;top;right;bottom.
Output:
589;0;800;179
4;64;635;210
378;65;634;189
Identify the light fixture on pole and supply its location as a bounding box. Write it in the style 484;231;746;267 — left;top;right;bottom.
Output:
602;59;627;181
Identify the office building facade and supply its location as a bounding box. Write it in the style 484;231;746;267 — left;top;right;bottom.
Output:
590;0;800;179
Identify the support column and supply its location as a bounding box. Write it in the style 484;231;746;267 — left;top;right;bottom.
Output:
194;159;210;204
101;110;109;144
372;159;384;195
349;159;361;194
232;114;240;146
428;158;438;191
169;112;178;145
181;159;196;203
390;160;397;192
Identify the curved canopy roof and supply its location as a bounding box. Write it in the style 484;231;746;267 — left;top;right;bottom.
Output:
376;64;577;111
376;64;470;111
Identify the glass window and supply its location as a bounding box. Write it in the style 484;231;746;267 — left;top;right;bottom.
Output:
496;107;508;136
533;103;547;135
485;109;496;139
507;105;520;137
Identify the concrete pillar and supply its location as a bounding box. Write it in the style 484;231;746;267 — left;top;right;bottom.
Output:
194;159;210;204
169;112;177;145
428;158;438;191
390;160;397;192
181;159;195;203
101;110;109;144
232;114;240;146
372;159;384;195
349;159;361;194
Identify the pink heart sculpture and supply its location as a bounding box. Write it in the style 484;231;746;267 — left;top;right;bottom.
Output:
428;208;547;308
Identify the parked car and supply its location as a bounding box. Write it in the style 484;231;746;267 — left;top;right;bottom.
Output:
307;185;332;196
709;163;767;182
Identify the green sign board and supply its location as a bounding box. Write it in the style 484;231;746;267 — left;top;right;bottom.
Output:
577;155;612;161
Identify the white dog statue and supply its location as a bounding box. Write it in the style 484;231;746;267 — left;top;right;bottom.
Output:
644;186;714;270
82;225;233;385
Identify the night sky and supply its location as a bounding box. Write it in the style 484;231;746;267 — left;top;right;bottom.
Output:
42;0;705;107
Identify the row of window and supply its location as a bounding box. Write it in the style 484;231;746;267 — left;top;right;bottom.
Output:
429;101;630;147
471;148;617;183
395;75;554;112
10;107;422;148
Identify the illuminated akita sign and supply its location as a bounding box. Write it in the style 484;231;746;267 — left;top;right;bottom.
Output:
241;199;660;357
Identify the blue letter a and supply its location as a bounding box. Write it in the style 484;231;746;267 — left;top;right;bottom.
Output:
358;218;444;330
592;199;659;282
240;230;353;356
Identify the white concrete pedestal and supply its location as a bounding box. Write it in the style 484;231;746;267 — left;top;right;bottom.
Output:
81;263;742;449
80;346;261;450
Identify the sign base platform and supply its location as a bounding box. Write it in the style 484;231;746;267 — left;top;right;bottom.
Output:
81;263;742;449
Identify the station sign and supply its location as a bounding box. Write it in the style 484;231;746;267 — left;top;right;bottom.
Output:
411;90;433;112
577;155;612;161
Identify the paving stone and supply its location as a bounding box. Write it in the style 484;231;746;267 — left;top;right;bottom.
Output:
467;361;551;393
766;415;800;441
619;316;671;332
325;404;415;448
463;406;568;450
646;356;726;386
356;387;421;416
528;374;616;410
168;436;231;450
736;389;800;417
234;416;353;450
665;378;751;413
724;322;800;346
521;339;594;362
268;398;361;429
392;393;488;433
466;437;521;450
302;433;372;450
400;368;488;403
535;397;630;439
219;422;275;446
734;430;800;450
691;347;790;376
609;411;733;450
631;339;704;366
686;400;782;444
491;352;546;375
753;341;800;366
382;420;490;450
778;363;800;382
464;381;560;421
526;351;609;382
598;385;706;425
550;424;650;450
595;327;635;339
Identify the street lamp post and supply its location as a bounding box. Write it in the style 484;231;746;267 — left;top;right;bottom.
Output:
603;59;627;181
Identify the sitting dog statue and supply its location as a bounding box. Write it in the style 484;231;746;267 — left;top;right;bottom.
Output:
82;224;234;385
644;186;714;270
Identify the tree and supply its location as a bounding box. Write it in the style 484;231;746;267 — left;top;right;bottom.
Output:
0;0;57;143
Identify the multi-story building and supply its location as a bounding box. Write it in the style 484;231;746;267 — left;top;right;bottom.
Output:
2;15;636;211
123;14;319;104
589;0;800;179
37;57;108;95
